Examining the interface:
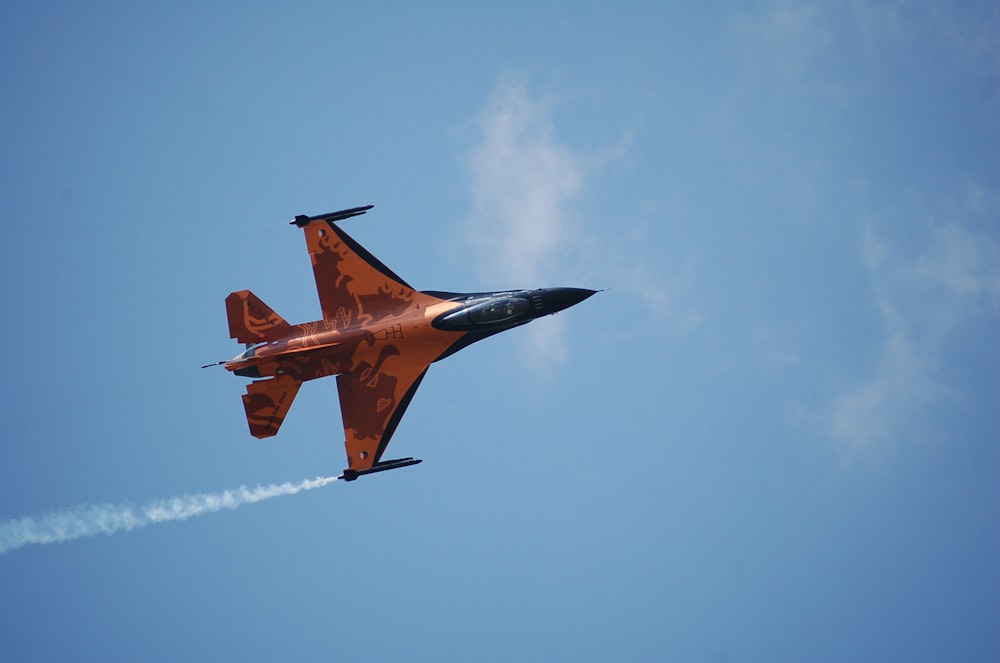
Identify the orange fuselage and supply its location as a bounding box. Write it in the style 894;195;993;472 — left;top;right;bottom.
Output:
225;298;463;383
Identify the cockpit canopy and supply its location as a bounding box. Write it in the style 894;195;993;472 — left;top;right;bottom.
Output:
233;342;264;362
438;296;531;330
467;297;530;324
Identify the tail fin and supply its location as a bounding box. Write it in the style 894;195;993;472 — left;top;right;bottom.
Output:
225;290;294;344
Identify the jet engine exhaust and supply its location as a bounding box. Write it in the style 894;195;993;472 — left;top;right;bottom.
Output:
0;475;340;555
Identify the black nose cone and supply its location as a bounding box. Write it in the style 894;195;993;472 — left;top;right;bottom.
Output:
544;287;598;314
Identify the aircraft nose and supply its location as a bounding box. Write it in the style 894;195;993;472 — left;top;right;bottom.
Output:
542;287;598;314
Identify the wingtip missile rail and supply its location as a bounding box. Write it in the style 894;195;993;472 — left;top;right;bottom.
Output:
290;204;374;227
338;457;423;482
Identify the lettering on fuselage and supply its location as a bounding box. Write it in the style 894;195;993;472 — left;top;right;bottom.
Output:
297;320;319;343
373;323;403;340
318;358;341;378
335;306;352;330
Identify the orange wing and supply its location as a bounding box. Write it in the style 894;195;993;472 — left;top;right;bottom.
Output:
299;214;442;328
336;344;444;472
295;209;463;469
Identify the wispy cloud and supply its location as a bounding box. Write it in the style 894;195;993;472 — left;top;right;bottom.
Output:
460;74;700;365
463;73;583;287
0;476;337;555
829;200;1000;460
734;0;836;86
829;293;942;460
461;74;585;365
740;2;1000;95
849;1;1000;75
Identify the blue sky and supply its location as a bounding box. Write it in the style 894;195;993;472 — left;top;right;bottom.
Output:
2;2;998;661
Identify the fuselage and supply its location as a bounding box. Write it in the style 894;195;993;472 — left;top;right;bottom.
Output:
225;287;594;381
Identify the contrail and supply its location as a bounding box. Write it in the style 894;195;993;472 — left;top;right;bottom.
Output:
0;475;339;555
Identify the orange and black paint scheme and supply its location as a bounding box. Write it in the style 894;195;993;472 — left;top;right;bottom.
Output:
210;205;595;481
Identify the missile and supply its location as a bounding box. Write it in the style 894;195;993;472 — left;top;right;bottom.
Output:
338;457;422;482
291;205;374;227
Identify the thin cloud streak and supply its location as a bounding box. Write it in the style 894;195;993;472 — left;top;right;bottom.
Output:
462;74;584;365
464;73;582;287
830;216;1000;460
460;74;700;364
0;475;338;555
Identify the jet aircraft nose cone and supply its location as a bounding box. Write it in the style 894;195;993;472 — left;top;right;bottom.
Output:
543;287;598;314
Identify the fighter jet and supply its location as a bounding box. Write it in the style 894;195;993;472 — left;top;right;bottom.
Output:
209;205;595;481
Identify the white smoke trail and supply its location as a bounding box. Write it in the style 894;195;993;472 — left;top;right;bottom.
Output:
0;475;338;555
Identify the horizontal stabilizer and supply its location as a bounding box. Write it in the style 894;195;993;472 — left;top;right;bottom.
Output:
242;375;301;439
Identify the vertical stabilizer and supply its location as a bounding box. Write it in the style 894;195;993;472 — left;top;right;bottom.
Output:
225;290;293;344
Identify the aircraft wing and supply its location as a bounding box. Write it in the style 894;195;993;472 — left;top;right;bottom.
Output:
294;208;465;472
297;211;441;328
336;345;442;472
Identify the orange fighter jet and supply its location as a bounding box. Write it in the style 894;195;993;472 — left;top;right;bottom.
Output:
209;205;595;481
